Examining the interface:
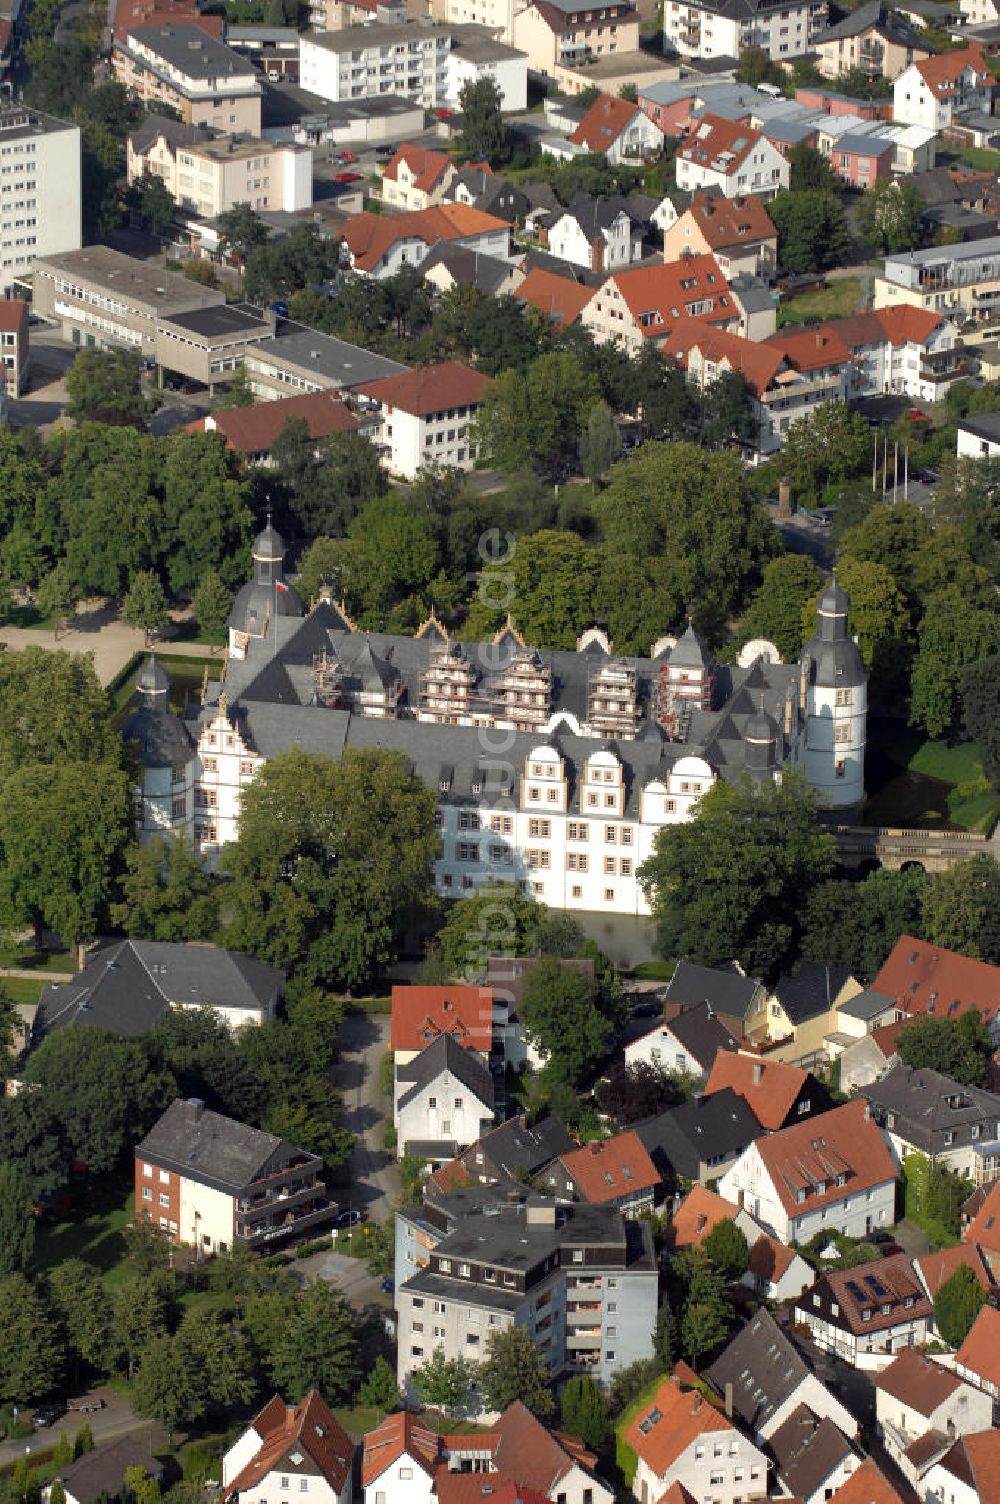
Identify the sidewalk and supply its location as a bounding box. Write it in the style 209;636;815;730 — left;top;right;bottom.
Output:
0;604;220;687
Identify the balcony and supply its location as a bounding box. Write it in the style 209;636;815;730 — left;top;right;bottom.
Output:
238;1180;322;1223
566;1329;603;1349
919;356;967;384
237;1197;335;1247
566;1303;603;1323
249;1156;319;1191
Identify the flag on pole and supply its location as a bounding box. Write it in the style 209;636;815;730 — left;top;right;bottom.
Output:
275;580;289;594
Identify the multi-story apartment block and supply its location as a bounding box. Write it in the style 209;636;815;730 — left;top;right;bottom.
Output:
352;361;493;478
125;530;868;915
113;24;262;132
512;0;639;82
431;0;518;44
813;1;933;83
0;105;81;295
874;234;1000;330
663;0;827;61
135;1096;330;1253
127;115;312;217
299;23;452;108
394;1181;657;1403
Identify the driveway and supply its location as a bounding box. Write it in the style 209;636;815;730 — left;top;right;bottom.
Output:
291;1248;390;1310
0;1387;163;1466
330;1011;399;1225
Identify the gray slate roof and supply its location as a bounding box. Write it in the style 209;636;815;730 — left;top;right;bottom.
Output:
772;963;853;1025
861;1064;1000;1156
137;1096;317;1192
768;1404;856;1500
396;1030;495;1113
470;1113;575;1177
252;318;408;388
127;25;257;83
839;987;896;1022
56;1439;163;1504
35;940;283;1040
665;961;762;1022
642;999;739;1072
707;1307;812;1432
634;1086;760;1180
419;242;516;295
814;0;934;48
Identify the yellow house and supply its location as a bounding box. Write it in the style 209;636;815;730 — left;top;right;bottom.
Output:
756;962;864;1066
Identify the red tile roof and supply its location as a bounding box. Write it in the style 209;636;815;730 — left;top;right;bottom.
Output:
358;361;492;417
807;1252;930;1336
678;114;762;175
116;0;220;40
748;1232;801;1286
391;985;494;1054
558;1131;659;1204
515;267;595;328
570;93;644;152
703;1052;810;1130
956;1303;1000;1390
874;305;951;346
965;1182;1000;1257
0;299;28;334
829;1459;906;1504
361;1412;439;1487
341;204;509;272
599;254;735;341
873;935;1000;1027
225;1392;353;1499
871;1019;907;1060
918;1240;996;1295
192;391;358;454
938;1430;1000;1500
764;325;852;373
491;1401;596;1495
914;42;991;95
625;1377;734;1478
428;1156;473;1194
755;1099;898;1220
383;143;454;194
434;1477;549;1504
875;1348;961;1416
666;1185;742;1249
662;319;783;397
683;190;777;250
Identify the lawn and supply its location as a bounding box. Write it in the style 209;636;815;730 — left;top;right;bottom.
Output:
0;945;75;973
939;144;1000;175
864;723;1000;833
629;960;675;981
32;1182;136;1288
110;650;223;721
0;975;47;1005
777;277;863;327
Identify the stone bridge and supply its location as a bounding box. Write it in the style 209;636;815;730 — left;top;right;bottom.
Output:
833;824;997;872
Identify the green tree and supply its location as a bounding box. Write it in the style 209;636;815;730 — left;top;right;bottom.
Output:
412;1346;475;1416
343;492;440;627
50;1483;66;1504
112;835;219;942
132;1335;198;1445
217;203;269;264
435;882;542;980
801;558;908;677
357;1355;399;1413
800;867;925;978
0;1274;64;1402
73;1423;94;1456
158;431;253;597
477;1325;554;1419
35;563;80;628
921;855;1000;964
519;956;614;1090
0;1093;65;1200
108;1274;173;1381
559;1376;609;1450
122;571;169;644
459;76;511;163
770;190;851;273
910;587;1000;739
131;172;175;235
788;144;836;193
271;424;385;540
961;656;1000;788
702;1218;750;1281
680;1255;732;1368
857;178;923;254
268;1283;358;1403
223;747;440;989
653;1298;676;1371
579;399;620;488
934;1264;989;1349
736;553;821;661
475;351;600;479
0;648;116;775
781;402;872;502
65;349;147;422
639;771;837;979
702;370;758;447
51;1435;73;1469
0;1163;34;1276
45;1260;112;1378
736;45;779;85
191;571;234;645
840;501;931;618
896;1012;993;1089
464;529;604;650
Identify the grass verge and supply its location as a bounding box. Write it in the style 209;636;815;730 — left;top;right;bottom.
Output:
615;1371;669;1485
777;277;863;327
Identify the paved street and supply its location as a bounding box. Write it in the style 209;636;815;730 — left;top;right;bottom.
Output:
330;1011;399;1225
0;1388;164;1466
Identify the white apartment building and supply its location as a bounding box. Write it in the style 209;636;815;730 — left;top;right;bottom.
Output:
114;24;262;133
892;44;992;132
299;23;452;108
0;105;80;294
354;360;491;478
664;0;827;61
445;34;528;111
127;118;312;216
873;234;1000;325
433;0;518;44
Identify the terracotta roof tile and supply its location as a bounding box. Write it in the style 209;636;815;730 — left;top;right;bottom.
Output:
359;361;492;417
428;1156;473;1194
361;1412;439;1487
804;1252;930;1336
0;299;28;333
597;253;735;341
956;1301;1000;1389
341;204;509;272
558;1130;659;1203
914;42;990;94
917;1240;996;1295
874;1348;961;1415
828;1458;906;1504
516;267;595;328
755;1098;898;1219
196;391;358;454
965;1181;1000;1257
874;305;951;346
748;1232;799;1285
383;143;454;194
492;1401;591;1494
873;935;1000;1027
434;1475;549;1504
625;1377;734;1478
678;114;762;174
703;1052;810;1130
391;984;494;1053
938;1430;1000;1499
225;1392;354;1498
570;93;644;152
764;325;852;373
684;190;776;249
666;1185;742;1249
662;319;783;397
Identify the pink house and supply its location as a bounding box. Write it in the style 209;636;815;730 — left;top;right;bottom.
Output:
795;85;891;120
832;133;894;188
638;84;697;138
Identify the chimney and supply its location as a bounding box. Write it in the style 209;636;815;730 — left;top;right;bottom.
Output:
692;1393;702;1413
589;1140;602;1156
724;1383;733;1418
863;1101;871;1121
784;693;792;737
186;1097;205;1118
752;1061;763;1085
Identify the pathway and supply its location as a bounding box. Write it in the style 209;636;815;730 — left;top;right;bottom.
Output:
0;603;221;686
0;1388;162;1466
329;1011;399;1226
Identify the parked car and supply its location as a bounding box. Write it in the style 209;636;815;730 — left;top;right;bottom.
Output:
78;1398;106;1413
375;144;395;159
339;149;357;162
381;1276;394;1293
334;1208;361;1227
32;1404;66;1428
335;172;362;184
629;1002;660;1019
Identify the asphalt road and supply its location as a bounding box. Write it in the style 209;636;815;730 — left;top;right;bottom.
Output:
0;1388;163;1466
329;1011;399;1225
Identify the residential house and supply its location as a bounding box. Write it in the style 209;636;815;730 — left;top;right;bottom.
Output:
915;1242;996;1310
134;1095;329;1252
448;1113;576;1185
222;1392;354;1504
547;195;643;273
568;92;664;165
892;43;993;131
871;936;1000;1043
827;305;965;404
958;410;1000;458
762;961;863;1066
339;205;511;279
127;115;311;216
649;186;693;235
827;1460;907;1504
393;1031;495;1161
580;254;739;352
861;1064;1000;1177
707;1307;859;1441
703;1051;831;1131
662;0;827;61
113;24;262;133
741;1233;814;1302
955;1303;1000;1401
662;961;765;1043
353;361;493;479
921;1431;1000;1504
362;1412;438;1504
540;1130;660;1216
0;297;28;395
381;143;456;211
813;1;934;81
481;1400;614;1504
394;1186;658;1398
664;1184;765;1253
633;1088;761;1186
446;34;528;112
391;984;495;1068
875;1349;992;1488
485;954;596;1069
447;166;530;223
35;938;283;1038
675;115;789;201
831;131;895;189
767;1405;861;1504
420;243;523;298
512;0;639;88
662;191;777;281
624;1000;739;1080
873;236;1000;328
718;1098;898;1244
626;1375;770;1504
729;272;778;340
962;1180;1000;1273
515;265;596;328
187;391;359;464
795;1253;934;1365
46;1440;164;1504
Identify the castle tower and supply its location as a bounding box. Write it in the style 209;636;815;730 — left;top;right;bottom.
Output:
799;578;867;811
121;657;196;840
227;517;303;659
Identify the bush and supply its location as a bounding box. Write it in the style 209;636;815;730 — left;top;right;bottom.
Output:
383;1123;397;1152
294;1236;333;1259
